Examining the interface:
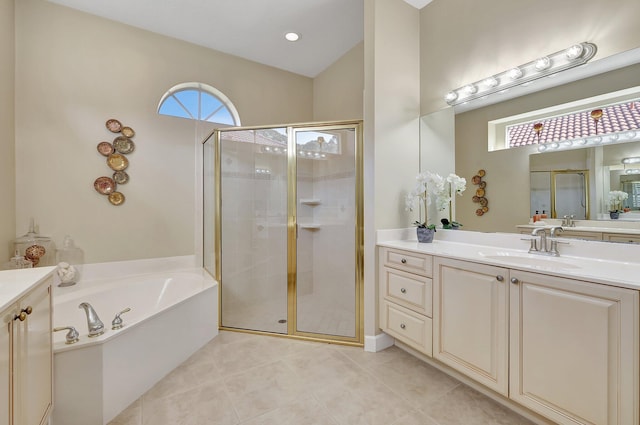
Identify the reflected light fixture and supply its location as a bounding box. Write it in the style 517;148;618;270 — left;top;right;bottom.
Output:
445;42;597;106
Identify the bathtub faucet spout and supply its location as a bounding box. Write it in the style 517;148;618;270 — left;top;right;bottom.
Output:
78;302;105;337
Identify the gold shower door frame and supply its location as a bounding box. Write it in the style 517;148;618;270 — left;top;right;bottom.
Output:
212;120;364;346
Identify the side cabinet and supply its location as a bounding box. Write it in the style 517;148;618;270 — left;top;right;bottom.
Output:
379;247;433;356
1;275;53;425
1;308;12;425
433;257;509;396
509;270;639;425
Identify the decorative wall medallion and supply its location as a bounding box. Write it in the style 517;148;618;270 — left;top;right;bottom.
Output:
97;141;114;156
94;176;116;195
95;118;136;206
107;153;129;171
113;136;135;154
106;119;123;133
108;192;125;206
471;169;488;216
121;126;135;138
112;170;129;184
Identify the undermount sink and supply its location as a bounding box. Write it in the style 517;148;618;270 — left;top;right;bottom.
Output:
480;253;582;270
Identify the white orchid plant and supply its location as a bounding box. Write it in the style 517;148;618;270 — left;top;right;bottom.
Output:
405;171;467;229
608;190;629;212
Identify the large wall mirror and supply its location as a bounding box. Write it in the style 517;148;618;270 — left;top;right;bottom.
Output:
421;47;640;237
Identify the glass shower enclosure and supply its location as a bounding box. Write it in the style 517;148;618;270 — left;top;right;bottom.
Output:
202;121;363;344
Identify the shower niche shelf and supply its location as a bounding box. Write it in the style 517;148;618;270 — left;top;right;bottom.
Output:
299;224;321;230
300;198;321;206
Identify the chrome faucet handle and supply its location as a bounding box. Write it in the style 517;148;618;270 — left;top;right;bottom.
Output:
569;214;576;227
521;237;538;253
550;226;564;237
54;326;80;344
112;307;131;330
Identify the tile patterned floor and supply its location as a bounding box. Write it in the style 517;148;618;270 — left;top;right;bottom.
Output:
108;331;536;425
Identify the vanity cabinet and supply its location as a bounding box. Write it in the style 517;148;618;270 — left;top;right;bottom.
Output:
1;275;53;425
378;244;639;425
432;257;509;396
510;270;638;425
379;247;433;355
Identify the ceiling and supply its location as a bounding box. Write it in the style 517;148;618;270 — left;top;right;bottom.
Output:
46;0;432;78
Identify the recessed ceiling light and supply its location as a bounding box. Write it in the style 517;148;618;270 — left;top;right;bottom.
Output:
285;32;300;42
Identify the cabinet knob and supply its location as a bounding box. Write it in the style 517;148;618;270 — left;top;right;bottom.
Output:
401;258;407;264
14;312;27;322
400;288;407;294
496;275;504;282
23;306;33;315
400;323;406;329
510;277;520;284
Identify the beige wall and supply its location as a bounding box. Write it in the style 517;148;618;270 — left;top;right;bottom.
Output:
0;0;15;264
420;0;640;115
313;42;364;121
363;0;420;337
14;0;313;264
455;64;640;233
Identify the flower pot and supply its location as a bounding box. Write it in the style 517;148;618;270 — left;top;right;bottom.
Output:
609;211;620;219
416;227;435;243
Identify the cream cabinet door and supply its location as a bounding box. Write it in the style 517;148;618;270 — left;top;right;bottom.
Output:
14;279;52;425
1;308;12;425
510;271;639;425
433;258;509;396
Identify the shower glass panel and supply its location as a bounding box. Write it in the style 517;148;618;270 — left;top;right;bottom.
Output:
294;127;357;338
219;128;289;333
553;171;589;219
203;133;216;277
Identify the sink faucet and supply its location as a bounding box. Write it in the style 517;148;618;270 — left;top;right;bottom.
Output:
562;215;576;227
79;302;105;337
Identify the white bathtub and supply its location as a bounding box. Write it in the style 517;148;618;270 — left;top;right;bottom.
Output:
50;257;218;425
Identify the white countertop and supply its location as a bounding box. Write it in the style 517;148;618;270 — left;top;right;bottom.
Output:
378;229;640;291
0;267;55;311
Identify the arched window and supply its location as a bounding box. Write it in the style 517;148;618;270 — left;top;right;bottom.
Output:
158;82;241;126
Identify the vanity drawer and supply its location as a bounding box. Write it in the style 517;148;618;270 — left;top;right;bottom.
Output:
383;301;432;356
383;267;432;316
602;233;640;244
383;248;432;277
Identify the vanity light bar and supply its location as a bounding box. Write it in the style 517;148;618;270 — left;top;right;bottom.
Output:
445;42;597;106
537;130;639;153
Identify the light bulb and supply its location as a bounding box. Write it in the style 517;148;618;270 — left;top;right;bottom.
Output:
566;44;584;60
537;144;547;152
550;142;559;149
463;84;478;95
483;76;499;88
535;57;551;71
444;91;458;103
508;67;523;80
285;32;300;42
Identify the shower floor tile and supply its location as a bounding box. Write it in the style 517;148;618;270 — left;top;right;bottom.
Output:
108;331;537;425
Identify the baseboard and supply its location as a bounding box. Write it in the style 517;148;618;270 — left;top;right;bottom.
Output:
364;332;395;352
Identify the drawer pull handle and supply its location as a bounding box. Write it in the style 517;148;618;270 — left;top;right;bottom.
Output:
400;323;406;329
13;306;34;322
401;258;407;264
511;277;519;284
496;275;504;282
400;288;407;294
